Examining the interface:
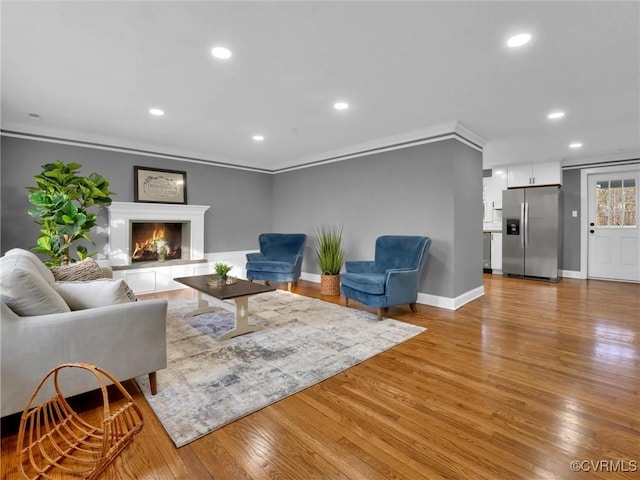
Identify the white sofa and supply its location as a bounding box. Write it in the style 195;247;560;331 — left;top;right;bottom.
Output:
0;248;167;417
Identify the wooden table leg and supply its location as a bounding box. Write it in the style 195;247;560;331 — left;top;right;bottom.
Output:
183;292;224;318
183;292;262;340
218;296;262;340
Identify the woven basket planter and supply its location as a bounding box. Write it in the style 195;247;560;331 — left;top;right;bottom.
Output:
320;274;341;296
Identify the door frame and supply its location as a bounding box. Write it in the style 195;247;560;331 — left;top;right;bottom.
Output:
580;163;640;279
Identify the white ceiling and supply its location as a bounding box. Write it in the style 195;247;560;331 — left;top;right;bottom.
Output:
2;1;639;172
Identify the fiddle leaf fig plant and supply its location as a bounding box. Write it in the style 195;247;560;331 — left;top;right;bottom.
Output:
26;161;114;266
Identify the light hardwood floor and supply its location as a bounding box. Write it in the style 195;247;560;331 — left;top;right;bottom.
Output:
2;275;638;479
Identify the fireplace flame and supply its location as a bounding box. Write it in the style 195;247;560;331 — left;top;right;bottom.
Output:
131;224;178;261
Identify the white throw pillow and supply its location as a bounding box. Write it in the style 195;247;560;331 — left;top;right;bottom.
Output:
0;254;70;316
54;278;134;310
4;248;57;285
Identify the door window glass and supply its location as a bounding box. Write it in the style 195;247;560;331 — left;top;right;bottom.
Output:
596;178;637;227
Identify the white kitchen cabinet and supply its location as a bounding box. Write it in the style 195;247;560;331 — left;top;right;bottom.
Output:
490;168;508;209
507;161;561;188
483;168;508;223
483;177;492;222
490;232;502;272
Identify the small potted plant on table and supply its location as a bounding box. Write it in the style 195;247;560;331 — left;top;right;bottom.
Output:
213;262;233;285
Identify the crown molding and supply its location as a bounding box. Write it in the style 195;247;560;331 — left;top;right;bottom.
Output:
2;120;486;175
274;121;486;173
0;129;270;174
560;152;640;169
453;121;487;150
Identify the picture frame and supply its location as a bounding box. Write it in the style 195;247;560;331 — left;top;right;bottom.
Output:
134;166;187;204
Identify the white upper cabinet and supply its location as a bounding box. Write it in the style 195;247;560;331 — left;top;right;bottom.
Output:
483;167;508;223
490;168;508;209
507;161;562;188
483;177;492;222
507;164;533;188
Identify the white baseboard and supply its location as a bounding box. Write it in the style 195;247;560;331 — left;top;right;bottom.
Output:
300;272;321;283
561;270;585;279
301;272;484;311
124;252;486;310
417;285;485;310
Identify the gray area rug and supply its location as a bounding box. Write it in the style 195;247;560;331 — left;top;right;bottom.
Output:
135;290;426;447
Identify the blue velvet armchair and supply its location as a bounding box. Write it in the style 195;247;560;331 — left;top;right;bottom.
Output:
340;235;431;320
246;233;307;291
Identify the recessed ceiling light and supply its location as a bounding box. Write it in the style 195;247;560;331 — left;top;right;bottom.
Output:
333;102;349;110
211;46;232;59
149;108;164;116
507;33;532;48
547;111;565;120
252;135;264;141
569;142;583;149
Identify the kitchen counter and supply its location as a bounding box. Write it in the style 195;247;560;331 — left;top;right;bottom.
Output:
483;223;502;233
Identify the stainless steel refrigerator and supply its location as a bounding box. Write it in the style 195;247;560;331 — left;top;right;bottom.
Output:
502;186;562;282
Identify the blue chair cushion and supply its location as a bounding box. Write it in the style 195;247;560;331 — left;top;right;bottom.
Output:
341;272;386;295
246;260;296;274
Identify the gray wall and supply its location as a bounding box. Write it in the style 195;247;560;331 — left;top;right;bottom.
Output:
0;137;272;256
272;139;483;299
6;134;637;288
560;169;581;271
452;141;485;294
1;135;484;300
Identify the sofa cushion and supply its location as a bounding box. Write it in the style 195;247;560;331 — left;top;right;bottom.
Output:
4;248;57;285
54;278;134;310
340;272;387;295
0;254;71;316
246;260;296;274
51;259;136;301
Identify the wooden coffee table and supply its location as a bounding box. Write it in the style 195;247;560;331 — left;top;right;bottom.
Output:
173;275;276;340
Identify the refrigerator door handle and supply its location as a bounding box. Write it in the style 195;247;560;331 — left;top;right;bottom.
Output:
520;202;525;248
524;202;529;248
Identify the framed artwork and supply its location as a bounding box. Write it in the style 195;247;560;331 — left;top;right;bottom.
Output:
134;166;187;204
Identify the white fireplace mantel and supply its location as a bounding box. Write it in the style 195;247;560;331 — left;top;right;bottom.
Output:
107;202;210;266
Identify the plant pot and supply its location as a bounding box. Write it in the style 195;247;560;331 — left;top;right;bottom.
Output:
320;274;341;296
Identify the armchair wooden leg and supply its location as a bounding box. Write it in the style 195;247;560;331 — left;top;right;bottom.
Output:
377;308;388;320
345;298;350;307
265;281;270;285
287;281;292;292
409;303;417;312
149;371;157;395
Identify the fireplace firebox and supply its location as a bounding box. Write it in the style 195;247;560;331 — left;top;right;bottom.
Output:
130;222;189;263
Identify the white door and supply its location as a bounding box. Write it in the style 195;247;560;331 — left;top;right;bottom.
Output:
587;170;640;281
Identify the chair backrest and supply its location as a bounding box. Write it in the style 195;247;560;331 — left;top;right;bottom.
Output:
374;235;431;273
258;233;307;260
